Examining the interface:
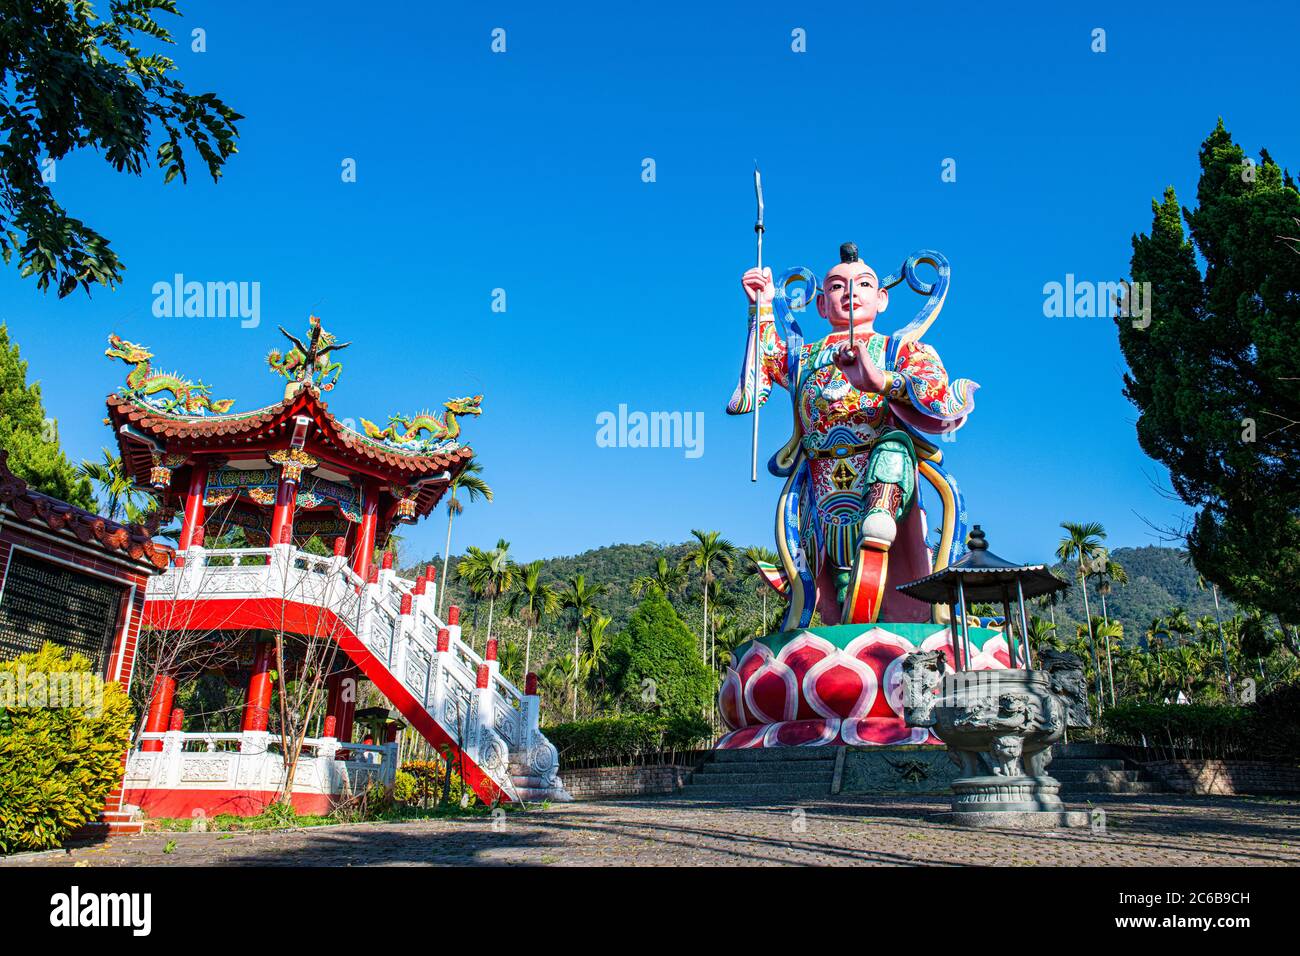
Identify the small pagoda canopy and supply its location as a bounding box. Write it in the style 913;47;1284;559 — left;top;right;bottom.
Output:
896;525;1068;670
102;318;478;578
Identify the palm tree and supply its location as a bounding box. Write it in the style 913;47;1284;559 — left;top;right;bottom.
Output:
1165;606;1194;645
1197;573;1235;700
1166;644;1206;702
743;545;778;634
1144;615;1170;651
1095;619;1124;706
680;529;736;665
1092;556;1128;625
1026;615;1060;654
454;538;516;651
77;449;155;524
438;461;493;615
1056;521;1107;715
506;560;560;678
559;574;610;720
542;655;579;718
581;613;614;705
1124;648;1163;701
630;556;687;600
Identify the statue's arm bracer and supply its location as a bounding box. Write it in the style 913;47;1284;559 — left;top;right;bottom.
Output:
726;305;788;414
890;339;979;428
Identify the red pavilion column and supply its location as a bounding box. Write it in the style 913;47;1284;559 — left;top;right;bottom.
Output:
335;669;358;744
268;476;296;548
142;673;176;752
176;458;209;554
324;672;344;738
350;479;380;581
241;641;276;732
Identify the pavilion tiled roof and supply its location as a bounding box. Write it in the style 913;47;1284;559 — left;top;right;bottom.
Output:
106;387;474;479
0;450;171;571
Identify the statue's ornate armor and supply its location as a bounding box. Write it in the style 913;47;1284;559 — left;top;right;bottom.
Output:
728;286;977;624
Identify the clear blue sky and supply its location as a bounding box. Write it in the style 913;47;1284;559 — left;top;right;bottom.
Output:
2;0;1296;566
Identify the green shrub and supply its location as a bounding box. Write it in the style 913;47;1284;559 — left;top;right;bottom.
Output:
1101;701;1253;759
0;643;135;852
605;592;712;717
1242;682;1300;762
544;713;711;765
400;757;470;807
393;770;418;804
1101;682;1300;762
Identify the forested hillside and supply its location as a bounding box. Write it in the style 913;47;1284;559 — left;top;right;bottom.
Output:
409;541;1229;666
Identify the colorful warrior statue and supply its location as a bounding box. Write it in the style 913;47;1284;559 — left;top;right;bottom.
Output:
728;242;978;628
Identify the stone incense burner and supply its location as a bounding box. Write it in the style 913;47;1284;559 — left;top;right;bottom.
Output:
901;648;1092;827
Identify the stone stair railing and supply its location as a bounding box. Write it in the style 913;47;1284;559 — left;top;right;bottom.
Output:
145;544;569;803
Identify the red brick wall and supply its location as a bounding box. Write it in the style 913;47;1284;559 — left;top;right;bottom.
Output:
1145;760;1300;796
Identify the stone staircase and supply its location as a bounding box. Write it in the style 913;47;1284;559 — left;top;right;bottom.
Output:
677;742;1165;804
1050;742;1166;796
679;748;837;803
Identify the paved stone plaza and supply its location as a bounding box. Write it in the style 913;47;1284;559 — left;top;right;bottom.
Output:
6;793;1299;866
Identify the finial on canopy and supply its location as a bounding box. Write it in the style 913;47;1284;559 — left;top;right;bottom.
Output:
967;525;989;551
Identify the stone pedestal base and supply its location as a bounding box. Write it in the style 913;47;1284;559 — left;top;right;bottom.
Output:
933;809;1090;829
950;775;1063;813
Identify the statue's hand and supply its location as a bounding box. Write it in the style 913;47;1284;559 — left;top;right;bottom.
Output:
833;344;888;393
742;267;775;307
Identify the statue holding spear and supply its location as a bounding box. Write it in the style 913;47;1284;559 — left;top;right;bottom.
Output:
726;173;979;628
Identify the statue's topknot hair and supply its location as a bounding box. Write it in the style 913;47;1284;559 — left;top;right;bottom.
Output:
839;241;859;264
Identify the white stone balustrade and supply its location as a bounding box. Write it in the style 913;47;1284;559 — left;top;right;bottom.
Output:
144;544;569;802
124;731;398;802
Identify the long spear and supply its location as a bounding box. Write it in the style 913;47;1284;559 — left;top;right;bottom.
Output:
751;165;764;482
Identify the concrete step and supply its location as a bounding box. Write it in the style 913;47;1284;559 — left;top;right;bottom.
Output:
711;748;838;763
698;760;835;775
678;781;832;802
1059;779;1165;795
1053;743;1123;759
690;770;834;787
1048;758;1128;772
1053;769;1145;784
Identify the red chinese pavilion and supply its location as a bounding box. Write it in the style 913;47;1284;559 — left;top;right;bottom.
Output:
102;319;568;818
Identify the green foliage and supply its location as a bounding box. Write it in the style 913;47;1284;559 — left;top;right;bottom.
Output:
399;758;469;807
1101;702;1252;759
0;325;95;508
1244;682;1300;762
1101;681;1300;762
393;770;418;803
543;713;712;765
0;0;242;296
605;592;712;718
1117;120;1300;626
0;644;135;852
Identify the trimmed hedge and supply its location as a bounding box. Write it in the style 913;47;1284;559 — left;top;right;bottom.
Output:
543;713;711;765
1101;683;1300;762
1101;702;1252;759
0;644;135;852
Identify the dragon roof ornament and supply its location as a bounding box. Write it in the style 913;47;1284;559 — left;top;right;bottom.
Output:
105;315;481;462
106;333;236;416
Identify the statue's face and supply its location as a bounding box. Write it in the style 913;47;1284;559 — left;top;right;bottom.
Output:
818;261;889;329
